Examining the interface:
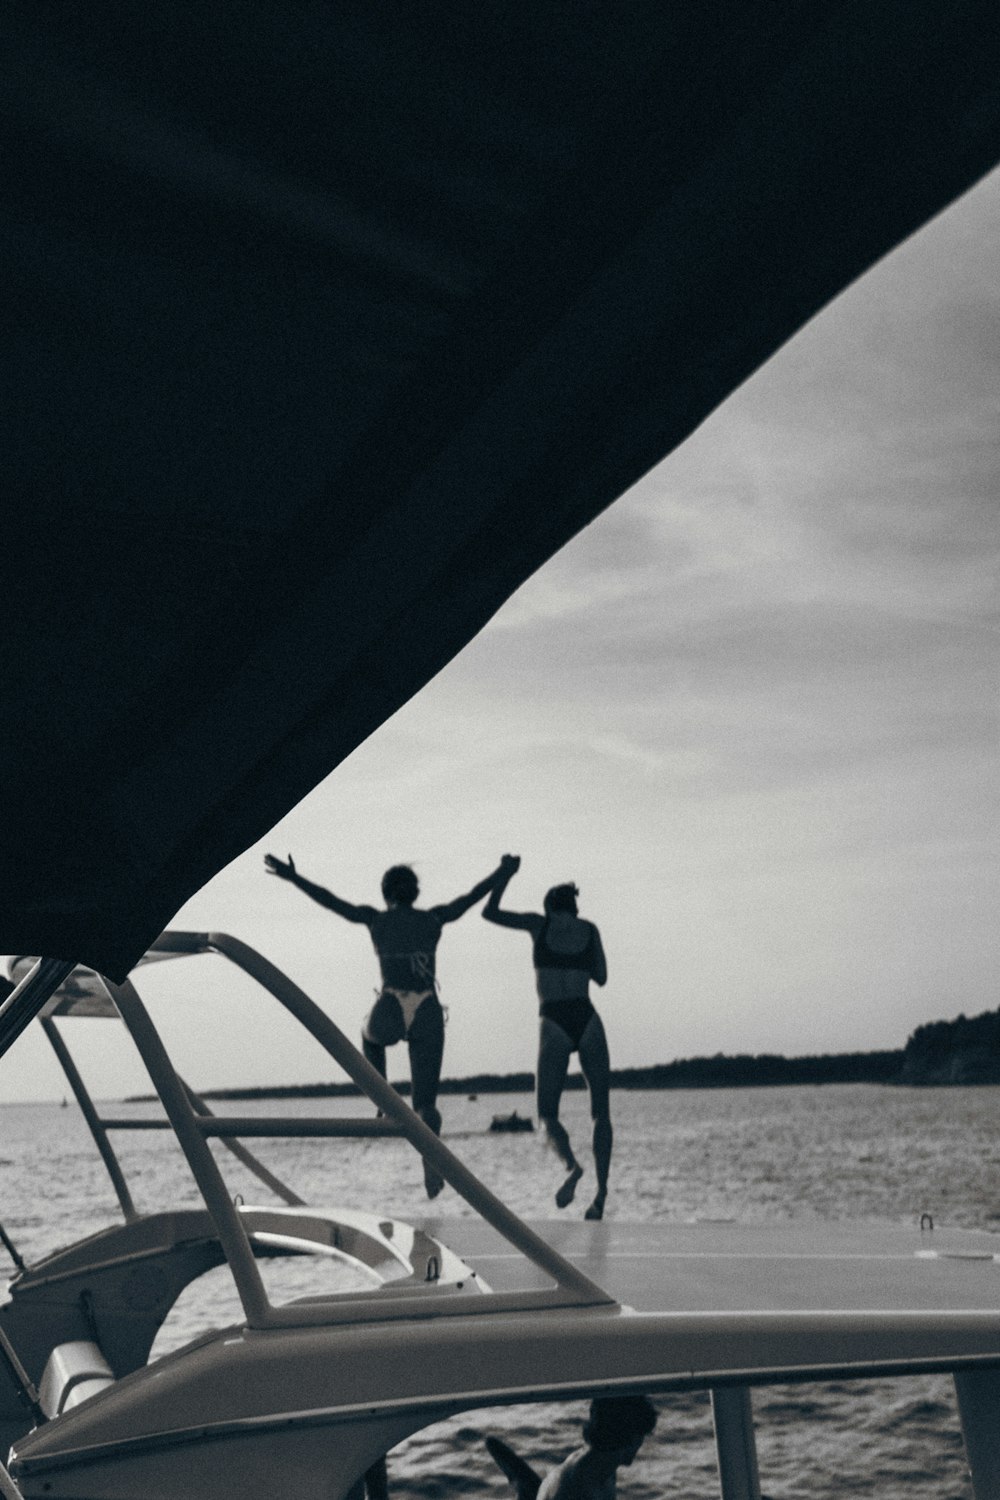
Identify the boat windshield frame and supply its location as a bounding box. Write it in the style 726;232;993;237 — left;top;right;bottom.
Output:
10;932;615;1330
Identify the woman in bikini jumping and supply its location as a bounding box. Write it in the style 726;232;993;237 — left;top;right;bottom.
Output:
483;856;611;1220
264;851;510;1197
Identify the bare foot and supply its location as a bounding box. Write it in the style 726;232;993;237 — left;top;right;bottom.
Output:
584;1193;606;1221
555;1165;584;1209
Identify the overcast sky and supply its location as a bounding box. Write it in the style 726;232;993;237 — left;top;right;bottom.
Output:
5;169;998;1104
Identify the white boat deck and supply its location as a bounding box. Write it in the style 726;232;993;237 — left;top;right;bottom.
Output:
422;1216;1000;1315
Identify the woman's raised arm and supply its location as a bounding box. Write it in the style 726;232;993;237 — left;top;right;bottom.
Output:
481;856;539;932
264;854;376;924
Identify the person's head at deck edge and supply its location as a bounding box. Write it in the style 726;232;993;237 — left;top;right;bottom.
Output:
584;1395;657;1462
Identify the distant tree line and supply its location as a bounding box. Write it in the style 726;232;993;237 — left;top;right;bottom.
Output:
609;1051;903;1089
137;1006;1000;1102
900;1006;1000;1085
189;1052;902;1101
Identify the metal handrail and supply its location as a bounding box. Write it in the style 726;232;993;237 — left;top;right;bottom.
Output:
42;1017;137;1221
96;932;614;1327
105;974;271;1324
0;959;75;1061
0;1221;25;1273
0;1327;42;1427
178;1080;306;1207
0;1460;24;1500
98;1116;403;1137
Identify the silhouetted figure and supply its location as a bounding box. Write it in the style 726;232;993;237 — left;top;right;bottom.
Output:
264;852;508;1197
484;858;611;1219
486;1396;657;1500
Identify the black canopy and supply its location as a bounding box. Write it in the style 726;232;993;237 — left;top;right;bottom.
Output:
3;4;999;979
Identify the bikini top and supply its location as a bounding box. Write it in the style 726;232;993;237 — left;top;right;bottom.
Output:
532;918;597;973
369;908;442;984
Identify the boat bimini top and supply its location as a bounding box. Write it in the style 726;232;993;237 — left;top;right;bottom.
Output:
1;4;999;987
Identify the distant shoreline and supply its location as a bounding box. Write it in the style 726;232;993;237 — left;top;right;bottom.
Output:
122;1007;1000;1102
126;1049;909;1102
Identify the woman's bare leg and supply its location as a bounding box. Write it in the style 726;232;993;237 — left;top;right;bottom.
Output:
579;1014;612;1220
409;997;446;1198
537;1018;583;1207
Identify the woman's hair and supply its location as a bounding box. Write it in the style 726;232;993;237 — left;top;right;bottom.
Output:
381;865;419;906
583;1395;657;1451
543;882;579;915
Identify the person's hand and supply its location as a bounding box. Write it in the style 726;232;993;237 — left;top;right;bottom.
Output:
264;852;296;880
499;853;520;875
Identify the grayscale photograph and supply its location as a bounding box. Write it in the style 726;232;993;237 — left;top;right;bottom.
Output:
1;7;998;1499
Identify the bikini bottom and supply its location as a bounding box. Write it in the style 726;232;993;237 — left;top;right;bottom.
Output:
539;997;595;1050
364;988;438;1045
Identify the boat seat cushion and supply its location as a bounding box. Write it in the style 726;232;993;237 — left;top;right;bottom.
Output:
39;1340;115;1417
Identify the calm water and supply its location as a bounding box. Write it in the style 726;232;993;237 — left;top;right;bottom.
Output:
3;1084;998;1497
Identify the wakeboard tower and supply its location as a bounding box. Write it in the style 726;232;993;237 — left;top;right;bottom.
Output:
2;936;1000;1499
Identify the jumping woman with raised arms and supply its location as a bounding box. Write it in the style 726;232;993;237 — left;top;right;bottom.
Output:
483;856;611;1220
264;851;510;1197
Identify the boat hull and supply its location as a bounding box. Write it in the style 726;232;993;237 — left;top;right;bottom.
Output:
11;1218;1000;1500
